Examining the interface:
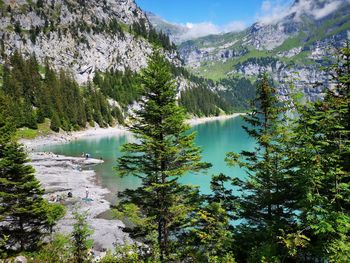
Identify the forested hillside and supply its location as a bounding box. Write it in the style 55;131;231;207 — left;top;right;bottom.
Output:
0;52;121;132
1;40;349;263
175;0;350;101
0;0;245;135
0;0;349;262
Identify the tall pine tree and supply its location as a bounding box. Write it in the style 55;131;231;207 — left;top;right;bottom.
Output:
288;43;350;261
226;74;297;262
116;51;210;262
0;96;50;253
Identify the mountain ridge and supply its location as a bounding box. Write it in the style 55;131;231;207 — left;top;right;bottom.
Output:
0;0;246;133
169;0;350;101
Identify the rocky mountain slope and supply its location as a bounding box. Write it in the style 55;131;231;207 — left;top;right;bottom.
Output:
0;0;176;84
146;11;188;44
0;0;238;119
162;0;350;101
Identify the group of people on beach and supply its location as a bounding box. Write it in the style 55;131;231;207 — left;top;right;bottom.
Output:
48;187;90;203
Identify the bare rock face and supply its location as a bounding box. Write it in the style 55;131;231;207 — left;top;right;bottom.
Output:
29;152;131;255
0;0;179;84
175;0;350;100
14;256;27;263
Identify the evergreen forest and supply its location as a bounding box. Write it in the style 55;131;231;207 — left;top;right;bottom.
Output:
0;44;349;262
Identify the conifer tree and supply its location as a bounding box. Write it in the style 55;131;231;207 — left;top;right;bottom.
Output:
71;212;93;263
116;51;209;262
0;101;49;253
288;44;350;261
226;74;296;261
50;112;60;132
180;174;236;262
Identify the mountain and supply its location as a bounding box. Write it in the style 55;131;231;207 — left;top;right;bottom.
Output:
145;11;188;43
0;0;240;130
0;0;177;84
152;0;350;101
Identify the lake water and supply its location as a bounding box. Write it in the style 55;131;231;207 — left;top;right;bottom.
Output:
40;116;255;199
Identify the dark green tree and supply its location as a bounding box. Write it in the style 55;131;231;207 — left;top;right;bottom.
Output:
287;44;350;261
180;174;236;262
71;212;93;263
46;203;66;236
116;51;210;262
0;103;50;253
50;112;60;132
226;74;296;262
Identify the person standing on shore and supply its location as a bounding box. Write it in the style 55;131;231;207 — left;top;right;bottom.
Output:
85;187;89;199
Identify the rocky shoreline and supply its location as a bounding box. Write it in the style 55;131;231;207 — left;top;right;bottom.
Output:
21;126;130;150
21;114;244;256
28;152;131;256
185;113;244;126
20;114;245;150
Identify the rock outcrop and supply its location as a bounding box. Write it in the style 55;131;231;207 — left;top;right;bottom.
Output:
0;0;179;84
173;0;350;100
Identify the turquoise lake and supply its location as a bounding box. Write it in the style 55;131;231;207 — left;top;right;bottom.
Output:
40;116;255;199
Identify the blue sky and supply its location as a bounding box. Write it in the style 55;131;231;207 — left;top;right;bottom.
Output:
135;0;293;28
136;0;347;40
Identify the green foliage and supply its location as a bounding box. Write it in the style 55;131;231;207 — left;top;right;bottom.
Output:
26;234;72;262
116;51;210;262
131;19;175;51
93;68;141;109
50;112;60;132
171;65;238;115
71;211;94;263
226;74;297;262
182;202;234;262
16;127;40;139
179;86;231;117
285;43;350;261
192;49;270;80
45;203;66;234
0;52;118;132
16;118;52;139
273;33;305;52
0;109;50;254
178;173;237;262
0;234;8;259
114;242;152;263
277;230;310;258
216;77;256;112
107;18;125;38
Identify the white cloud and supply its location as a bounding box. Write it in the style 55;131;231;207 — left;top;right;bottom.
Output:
180;22;220;40
179;21;247;41
257;0;345;25
311;1;342;19
222;21;247;33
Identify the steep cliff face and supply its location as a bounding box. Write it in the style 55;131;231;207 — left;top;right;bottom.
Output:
0;0;235;119
0;0;180;84
174;0;350;100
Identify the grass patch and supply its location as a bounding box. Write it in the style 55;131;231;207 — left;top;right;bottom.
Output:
119;22;130;33
194;49;271;80
292;51;314;65
16;128;39;140
273;33;306;53
304;13;350;46
0;64;3;88
16;118;52;140
38;64;46;75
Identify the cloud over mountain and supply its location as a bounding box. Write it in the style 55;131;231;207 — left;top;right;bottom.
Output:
257;0;348;24
179;21;246;41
